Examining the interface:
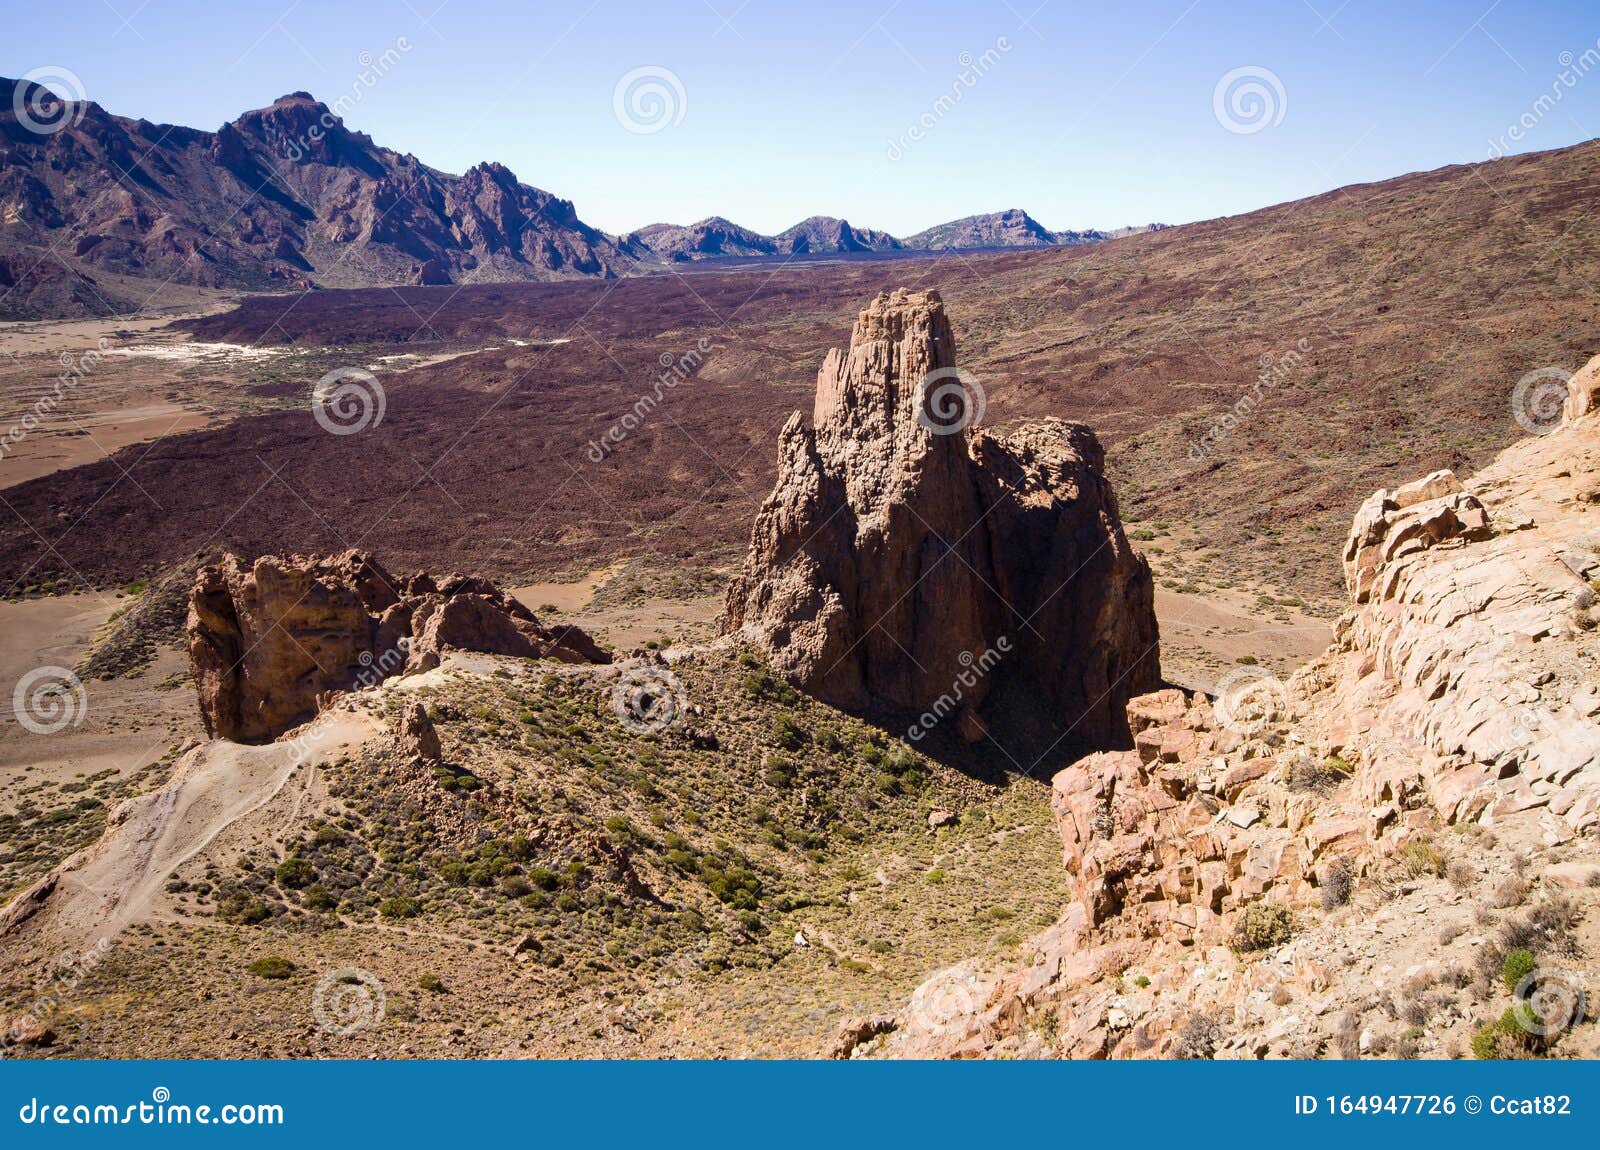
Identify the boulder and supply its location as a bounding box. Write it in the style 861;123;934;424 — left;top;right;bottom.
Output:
397;701;442;763
1563;351;1600;426
188;550;608;742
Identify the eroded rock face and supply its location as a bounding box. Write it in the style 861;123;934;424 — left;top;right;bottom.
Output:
1563;350;1600;426
721;289;1159;747
188;550;607;743
853;354;1600;1061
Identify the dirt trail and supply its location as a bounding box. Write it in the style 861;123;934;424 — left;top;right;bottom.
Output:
1;709;379;952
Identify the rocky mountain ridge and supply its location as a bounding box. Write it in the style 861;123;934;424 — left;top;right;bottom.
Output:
0;77;1153;318
0;81;649;316
629;210;1164;264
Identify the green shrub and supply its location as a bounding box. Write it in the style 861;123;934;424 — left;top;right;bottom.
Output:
217;889;271;925
1232;901;1297;951
274;858;315;889
1472;1008;1535;1060
1501;948;1536;995
418;973;446;994
771;713;807;750
525;865;561;890
378;895;422;919
247;956;295;979
1401;838;1449;879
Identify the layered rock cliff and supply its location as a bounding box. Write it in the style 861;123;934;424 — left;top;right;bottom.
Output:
188;550;608;743
721;289;1160;748
846;354;1600;1060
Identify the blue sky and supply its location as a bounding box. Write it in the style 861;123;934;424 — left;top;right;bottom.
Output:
9;0;1600;236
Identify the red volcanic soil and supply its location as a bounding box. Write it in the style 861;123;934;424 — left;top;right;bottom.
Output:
4;139;1600;601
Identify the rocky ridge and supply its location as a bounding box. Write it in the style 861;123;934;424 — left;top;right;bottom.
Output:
628;211;1167;265
0;80;648;316
846;355;1600;1060
721;288;1160;748
188;550;608;742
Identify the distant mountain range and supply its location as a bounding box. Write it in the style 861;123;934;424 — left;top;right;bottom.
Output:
0;76;1160;318
623;208;1165;264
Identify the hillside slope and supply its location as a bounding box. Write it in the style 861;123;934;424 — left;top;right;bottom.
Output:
4;138;1600;614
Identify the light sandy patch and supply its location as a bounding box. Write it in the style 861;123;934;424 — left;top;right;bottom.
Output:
510;562;627;614
0;595;200;810
581;595;723;651
1154;586;1331;693
0;302;231;357
102;341;287;362
512;565;722;652
0;403;214;488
